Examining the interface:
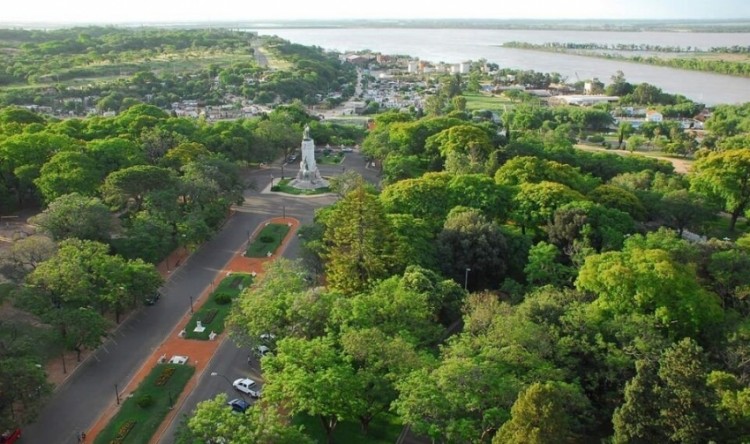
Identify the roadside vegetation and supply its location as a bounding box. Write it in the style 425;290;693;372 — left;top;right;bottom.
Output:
93;364;194;444
245;224;291;257
184;273;254;340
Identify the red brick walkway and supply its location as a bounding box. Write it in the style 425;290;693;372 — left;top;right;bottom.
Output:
83;217;300;442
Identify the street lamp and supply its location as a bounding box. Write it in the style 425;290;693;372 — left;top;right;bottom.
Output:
464;268;471;291
211;371;246;402
189;294;194;314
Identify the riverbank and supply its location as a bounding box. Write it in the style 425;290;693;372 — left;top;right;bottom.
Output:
501;42;750;78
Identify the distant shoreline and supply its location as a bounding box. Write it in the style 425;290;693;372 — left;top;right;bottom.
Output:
2;18;750;32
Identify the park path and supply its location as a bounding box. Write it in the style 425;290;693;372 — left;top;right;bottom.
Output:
83;216;300;443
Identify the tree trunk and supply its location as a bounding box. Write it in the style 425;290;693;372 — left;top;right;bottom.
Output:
730;207;742;232
319;415;337;444
359;415;372;435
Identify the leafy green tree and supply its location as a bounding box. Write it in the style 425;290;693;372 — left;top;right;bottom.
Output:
494;156;599;194
613;338;718;443
331;271;448;347
187;394;314;444
380;172;453;223
707;371;750;442
612;359;665;443
30;193;112;242
661;189;716;236
438;207;508;291
691;149;750;231
387;213;437;272
524;242;574;287
0;132;80;205
162;142;211;169
339;327;425;434
588;184;646;220
512;181;585;234
85;137;145;177
0;357;52;430
56;307;109;361
34;151;100;203
547;201;634;255
229;258;331;343
617;121;634;148
425;124;494;167
322;183;394;294
626;134;646;152
263;336;360;443
447;174;512;221
101;165;177;212
494;381;592;444
576;245;723;338
112;211;174;263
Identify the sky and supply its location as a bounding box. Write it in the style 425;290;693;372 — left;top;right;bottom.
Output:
3;0;749;24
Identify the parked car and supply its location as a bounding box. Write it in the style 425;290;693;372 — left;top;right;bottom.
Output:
227;398;250;413
342;147;353;152
0;429;21;444
144;292;160;305
232;377;261;398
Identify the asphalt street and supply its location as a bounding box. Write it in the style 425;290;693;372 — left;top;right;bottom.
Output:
22;151;375;444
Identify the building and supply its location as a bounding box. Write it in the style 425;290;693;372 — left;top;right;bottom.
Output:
548;95;619;106
645;110;663;122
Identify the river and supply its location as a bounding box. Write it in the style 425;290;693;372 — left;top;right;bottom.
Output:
247;27;750;106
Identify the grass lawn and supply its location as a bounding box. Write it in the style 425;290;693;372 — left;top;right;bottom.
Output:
316;153;344;165
702;215;750;241
462;92;515;113
184;273;254;340
272;179;331;195
94;364;194;444
293;413;403;444
246;223;291;257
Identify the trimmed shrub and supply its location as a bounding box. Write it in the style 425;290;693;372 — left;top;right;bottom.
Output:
136;394;154;409
214;293;232;305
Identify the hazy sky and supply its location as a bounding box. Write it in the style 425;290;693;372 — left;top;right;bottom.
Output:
3;0;749;23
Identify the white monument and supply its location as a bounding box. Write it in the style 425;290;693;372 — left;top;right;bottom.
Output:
290;125;329;190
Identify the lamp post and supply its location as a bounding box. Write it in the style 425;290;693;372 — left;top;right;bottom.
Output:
464;268;471;292
211;371;247;402
189;294;194;314
115;383;121;405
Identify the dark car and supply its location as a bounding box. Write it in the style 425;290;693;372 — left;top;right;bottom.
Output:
144;292;160;305
227;398;250;413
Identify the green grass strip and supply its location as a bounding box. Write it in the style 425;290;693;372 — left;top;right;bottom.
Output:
245;223;291;257
184;273;254;340
94;363;195;444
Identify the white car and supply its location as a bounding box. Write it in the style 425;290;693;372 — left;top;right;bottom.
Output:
232;377;262;398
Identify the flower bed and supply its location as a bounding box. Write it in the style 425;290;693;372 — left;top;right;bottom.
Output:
202;309;218;325
94;364;194;444
110;420;136;444
154;367;175;387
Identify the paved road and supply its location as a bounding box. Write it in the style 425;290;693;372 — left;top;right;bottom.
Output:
156;151;376;443
22;151;375;444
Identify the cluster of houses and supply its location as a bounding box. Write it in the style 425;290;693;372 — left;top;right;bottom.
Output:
170;98;270;120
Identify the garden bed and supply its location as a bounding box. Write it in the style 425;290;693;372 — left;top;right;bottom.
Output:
93;363;194;444
246;223;291;257
184;273;254;340
271;179;331;195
